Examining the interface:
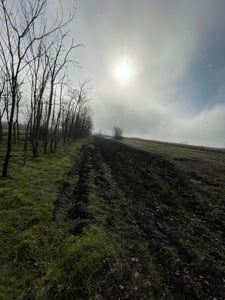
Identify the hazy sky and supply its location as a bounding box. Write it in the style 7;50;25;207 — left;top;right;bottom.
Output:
64;0;225;147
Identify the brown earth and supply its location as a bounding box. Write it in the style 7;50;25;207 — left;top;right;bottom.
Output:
54;137;225;299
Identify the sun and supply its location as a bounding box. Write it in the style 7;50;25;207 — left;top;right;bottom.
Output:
113;58;134;83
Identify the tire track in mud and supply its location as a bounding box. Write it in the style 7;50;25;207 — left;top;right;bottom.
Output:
55;137;225;299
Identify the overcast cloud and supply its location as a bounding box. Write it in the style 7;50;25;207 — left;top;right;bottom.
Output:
63;0;225;147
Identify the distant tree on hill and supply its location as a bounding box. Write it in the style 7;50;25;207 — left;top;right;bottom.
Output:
113;126;123;140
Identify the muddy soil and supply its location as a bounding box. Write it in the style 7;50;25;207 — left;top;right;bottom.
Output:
55;137;225;299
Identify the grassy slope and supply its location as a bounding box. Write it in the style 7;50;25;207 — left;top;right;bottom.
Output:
0;140;123;299
0;141;85;299
122;138;225;198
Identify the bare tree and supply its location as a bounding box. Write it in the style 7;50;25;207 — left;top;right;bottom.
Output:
113;126;123;140
42;31;80;154
28;43;51;157
0;0;46;176
0;71;6;143
60;81;91;144
0;0;75;176
13;84;23;143
49;73;67;152
23;108;32;166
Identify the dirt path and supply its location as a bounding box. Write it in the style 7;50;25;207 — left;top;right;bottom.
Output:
54;137;225;299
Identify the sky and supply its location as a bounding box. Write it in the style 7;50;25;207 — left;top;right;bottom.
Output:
62;0;225;147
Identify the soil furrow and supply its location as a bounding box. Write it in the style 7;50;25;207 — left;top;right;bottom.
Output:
52;137;225;299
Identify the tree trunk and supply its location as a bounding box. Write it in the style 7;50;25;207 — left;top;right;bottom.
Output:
13;121;17;144
43;81;54;154
23;120;30;166
0;116;3;143
16;100;20;141
2;88;16;177
16;121;20;141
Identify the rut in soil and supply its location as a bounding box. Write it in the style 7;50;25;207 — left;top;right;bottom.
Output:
54;137;225;300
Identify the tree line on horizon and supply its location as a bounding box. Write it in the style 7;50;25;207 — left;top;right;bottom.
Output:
0;0;92;177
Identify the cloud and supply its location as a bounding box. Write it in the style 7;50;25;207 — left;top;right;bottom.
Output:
66;0;225;147
172;104;225;147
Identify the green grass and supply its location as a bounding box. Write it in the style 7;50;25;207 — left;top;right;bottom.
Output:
0;141;86;299
122;138;225;164
0;141;126;299
40;226;119;299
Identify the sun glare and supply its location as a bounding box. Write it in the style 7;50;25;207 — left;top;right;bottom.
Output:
113;58;133;83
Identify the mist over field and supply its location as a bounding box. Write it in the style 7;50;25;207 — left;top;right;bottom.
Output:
67;0;225;147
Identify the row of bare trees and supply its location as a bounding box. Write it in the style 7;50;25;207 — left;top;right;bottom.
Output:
0;0;92;177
